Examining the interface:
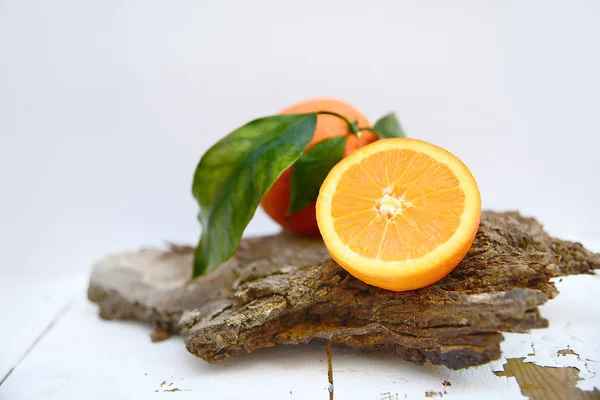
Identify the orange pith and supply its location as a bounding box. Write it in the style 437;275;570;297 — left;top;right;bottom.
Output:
316;138;481;291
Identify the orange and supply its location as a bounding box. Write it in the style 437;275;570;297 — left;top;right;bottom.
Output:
316;138;481;291
260;98;378;235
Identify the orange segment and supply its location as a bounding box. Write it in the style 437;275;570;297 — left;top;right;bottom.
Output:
316;138;481;291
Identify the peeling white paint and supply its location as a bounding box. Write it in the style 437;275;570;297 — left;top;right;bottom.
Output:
501;272;600;391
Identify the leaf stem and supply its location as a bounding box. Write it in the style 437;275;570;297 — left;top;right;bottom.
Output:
316;111;363;139
357;126;378;133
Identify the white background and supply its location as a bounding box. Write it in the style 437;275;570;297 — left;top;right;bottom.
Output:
1;0;599;280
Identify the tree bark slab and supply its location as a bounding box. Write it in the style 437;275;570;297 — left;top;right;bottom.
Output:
88;211;599;369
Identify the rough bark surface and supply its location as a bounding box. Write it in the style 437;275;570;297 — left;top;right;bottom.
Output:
88;211;599;369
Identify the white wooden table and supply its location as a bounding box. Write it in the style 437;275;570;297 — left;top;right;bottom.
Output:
2;238;599;400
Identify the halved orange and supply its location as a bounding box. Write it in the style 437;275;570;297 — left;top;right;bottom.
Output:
316;138;481;291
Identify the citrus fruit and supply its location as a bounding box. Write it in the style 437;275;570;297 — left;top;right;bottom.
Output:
260;98;378;235
316;138;481;291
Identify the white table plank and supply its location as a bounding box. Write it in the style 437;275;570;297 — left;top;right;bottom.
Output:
0;275;84;383
332;349;521;400
0;299;329;400
331;336;525;400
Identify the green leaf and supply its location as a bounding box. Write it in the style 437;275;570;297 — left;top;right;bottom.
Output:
287;136;347;216
191;114;317;277
373;112;406;138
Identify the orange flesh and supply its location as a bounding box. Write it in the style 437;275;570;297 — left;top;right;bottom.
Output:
316;138;481;292
331;149;465;262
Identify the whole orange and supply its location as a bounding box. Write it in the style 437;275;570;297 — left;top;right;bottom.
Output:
260;98;378;235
